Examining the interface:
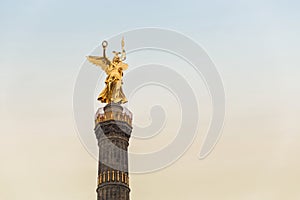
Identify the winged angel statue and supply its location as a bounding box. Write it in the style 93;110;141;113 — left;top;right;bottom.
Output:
87;38;128;104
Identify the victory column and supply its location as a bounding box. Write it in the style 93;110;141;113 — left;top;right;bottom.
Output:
87;38;133;200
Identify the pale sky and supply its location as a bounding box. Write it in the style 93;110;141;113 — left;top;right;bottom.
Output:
1;0;300;199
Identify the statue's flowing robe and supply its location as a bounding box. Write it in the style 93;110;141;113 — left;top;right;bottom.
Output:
98;62;128;104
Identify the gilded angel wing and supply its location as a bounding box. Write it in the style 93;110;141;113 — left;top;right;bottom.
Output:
119;62;128;71
87;56;111;74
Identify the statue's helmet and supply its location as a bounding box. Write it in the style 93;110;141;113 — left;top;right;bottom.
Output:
112;51;121;63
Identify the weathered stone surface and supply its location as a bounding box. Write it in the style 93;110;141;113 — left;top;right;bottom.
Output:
95;104;132;200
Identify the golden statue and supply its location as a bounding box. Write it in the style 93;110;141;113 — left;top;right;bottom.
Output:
87;38;128;104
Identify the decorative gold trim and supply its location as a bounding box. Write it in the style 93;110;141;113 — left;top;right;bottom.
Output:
98;170;129;185
124;173;127;184
99;174;102;184
95;110;133;126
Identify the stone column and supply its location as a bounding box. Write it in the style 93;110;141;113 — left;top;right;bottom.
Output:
94;103;132;200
